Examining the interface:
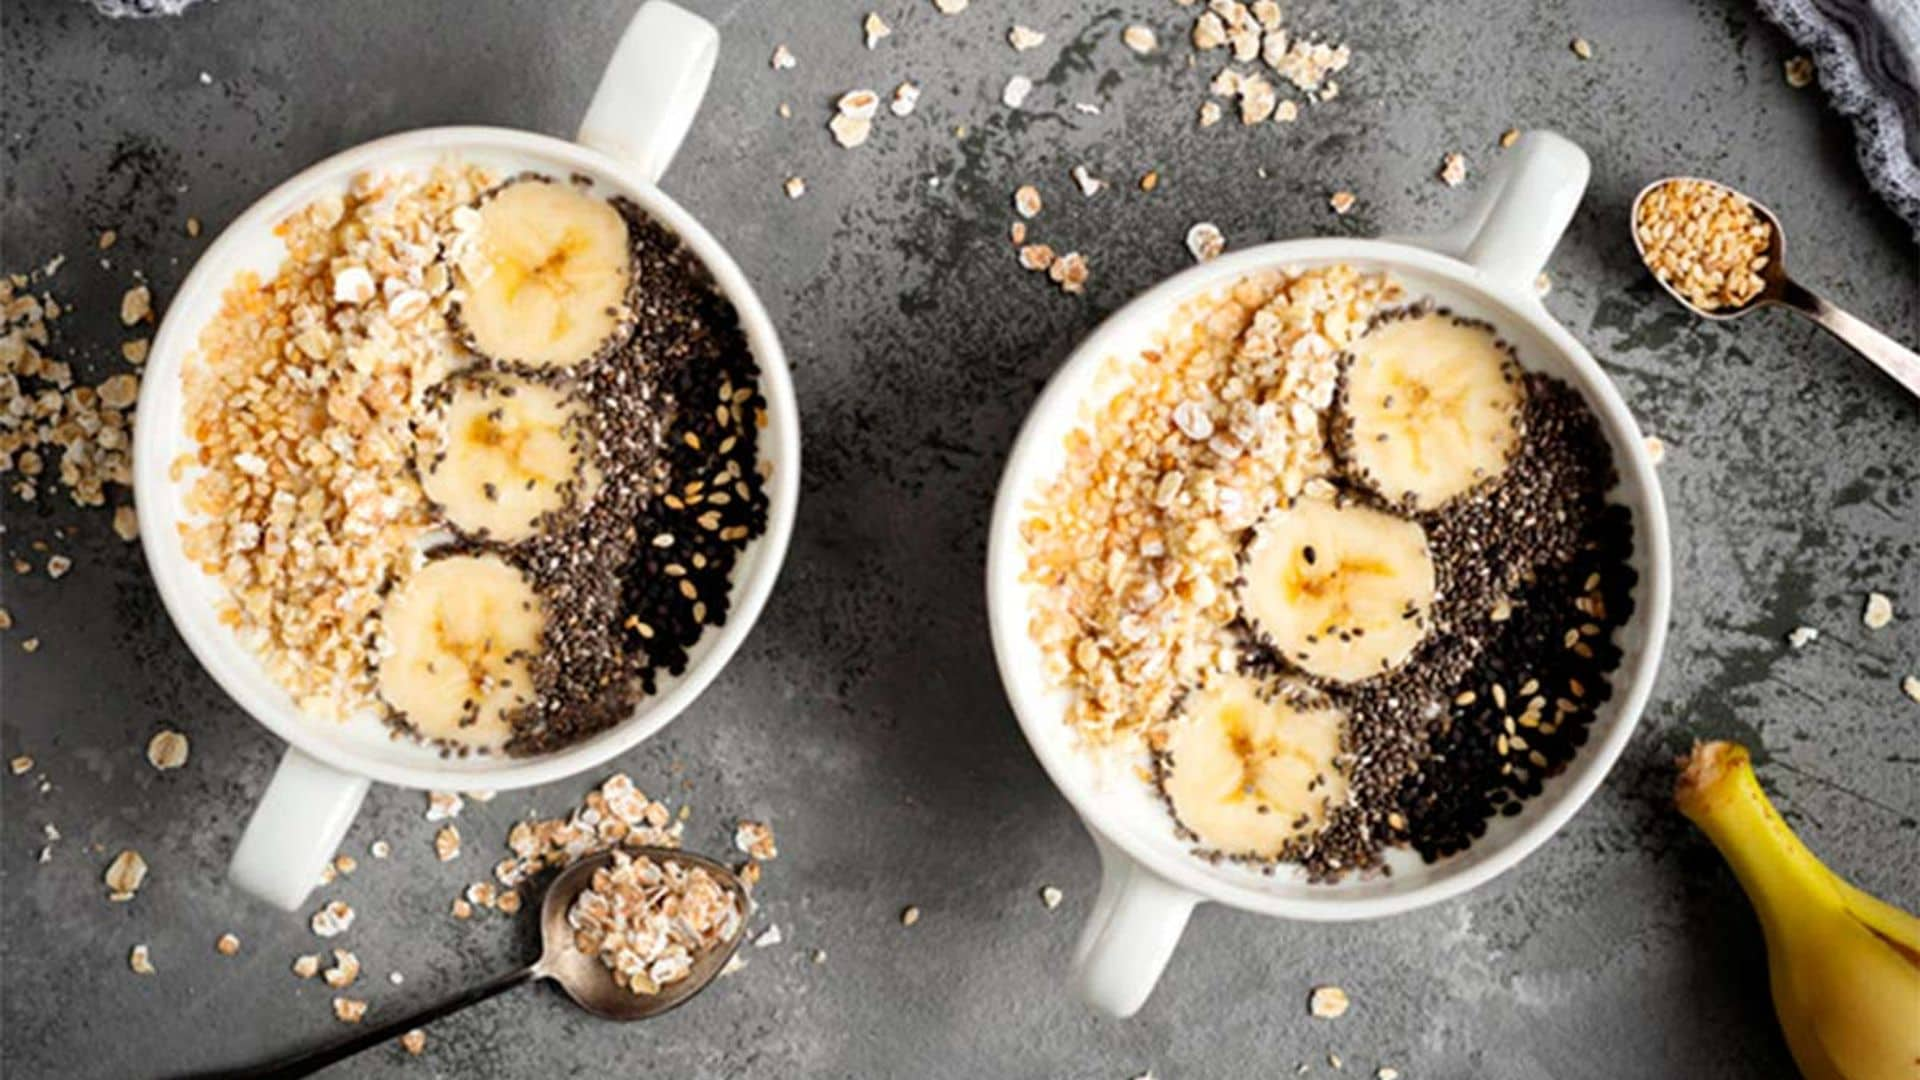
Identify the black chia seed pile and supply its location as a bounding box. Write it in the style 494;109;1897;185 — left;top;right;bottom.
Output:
1229;371;1635;881
396;189;767;757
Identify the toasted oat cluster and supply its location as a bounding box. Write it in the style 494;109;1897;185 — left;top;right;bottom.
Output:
175;163;493;718
1021;266;1404;742
1635;178;1773;312
0;275;141;507
567;850;743;996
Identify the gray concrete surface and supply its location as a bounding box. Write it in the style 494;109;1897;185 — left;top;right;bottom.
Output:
3;0;1916;1076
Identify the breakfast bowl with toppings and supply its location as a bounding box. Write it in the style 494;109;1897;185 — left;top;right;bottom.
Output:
986;132;1670;1016
132;2;799;911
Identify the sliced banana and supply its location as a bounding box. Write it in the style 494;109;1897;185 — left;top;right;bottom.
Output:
1239;495;1436;684
376;554;545;750
452;178;633;369
1159;672;1349;858
419;373;600;542
1336;308;1525;510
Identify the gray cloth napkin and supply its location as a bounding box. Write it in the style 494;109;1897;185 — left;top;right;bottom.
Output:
1758;0;1920;235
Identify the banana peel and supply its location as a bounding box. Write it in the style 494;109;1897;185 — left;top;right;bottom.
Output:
1675;741;1920;1080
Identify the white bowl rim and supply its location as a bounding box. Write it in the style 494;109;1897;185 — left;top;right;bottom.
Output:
985;236;1671;921
132;125;801;792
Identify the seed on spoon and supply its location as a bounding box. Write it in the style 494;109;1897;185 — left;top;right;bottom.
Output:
1632;178;1772;313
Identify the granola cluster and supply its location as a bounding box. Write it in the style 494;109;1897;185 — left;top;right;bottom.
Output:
175;163;493;718
567;850;744;995
0;274;142;507
1022;266;1403;742
1634;178;1773;312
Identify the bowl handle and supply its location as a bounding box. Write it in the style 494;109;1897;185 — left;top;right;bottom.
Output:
576;0;719;185
1403;130;1591;295
228;749;369;911
1072;830;1201;1018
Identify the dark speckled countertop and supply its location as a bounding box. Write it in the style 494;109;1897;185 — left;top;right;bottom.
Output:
2;0;1916;1076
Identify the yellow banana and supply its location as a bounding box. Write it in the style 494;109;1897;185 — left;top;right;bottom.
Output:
1675;741;1920;1080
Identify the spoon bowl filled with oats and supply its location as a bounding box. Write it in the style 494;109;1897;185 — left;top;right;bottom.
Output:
1632;176;1920;400
132;1;799;912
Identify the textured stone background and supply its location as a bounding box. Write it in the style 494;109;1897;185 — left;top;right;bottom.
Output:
2;0;1916;1076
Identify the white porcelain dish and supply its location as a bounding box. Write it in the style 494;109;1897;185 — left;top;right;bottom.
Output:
985;133;1670;1017
132;2;800;911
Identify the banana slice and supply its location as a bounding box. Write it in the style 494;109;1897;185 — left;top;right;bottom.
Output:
452;178;633;369
1239;495;1436;684
419;373;600;542
1335;308;1525;510
376;554;545;750
1159;672;1349;858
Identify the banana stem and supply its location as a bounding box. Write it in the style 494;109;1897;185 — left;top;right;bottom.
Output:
1674;741;1841;935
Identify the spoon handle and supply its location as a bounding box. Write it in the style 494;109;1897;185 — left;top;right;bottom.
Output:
1778;279;1920;402
183;963;543;1079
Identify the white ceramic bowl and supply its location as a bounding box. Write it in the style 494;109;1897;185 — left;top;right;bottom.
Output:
132;2;800;910
986;133;1670;1016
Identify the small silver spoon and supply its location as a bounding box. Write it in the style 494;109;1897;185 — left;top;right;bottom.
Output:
194;847;745;1079
1631;177;1920;401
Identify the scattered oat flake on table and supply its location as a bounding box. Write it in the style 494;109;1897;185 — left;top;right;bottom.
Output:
1123;25;1158;54
1329;190;1357;215
9;755;31;775
735;820;777;860
333;998;368;1024
1784;55;1813;88
901;904;922;926
1050;251;1090;294
1571;37;1594;59
119;285;151;325
1377;1069;1401;1080
1185;222;1226;263
1274;99;1298;123
1439;152;1468;187
20;638;38;654
1787;626;1820;649
1071;164;1106;196
215;933;241;956
721;953;748;976
1901;675;1920;704
1534;270;1552;296
369;839;391;859
1003;75;1034;109
863;11;890;49
293;954;320;978
770;44;795;70
933;0;966;12
113;505;139;541
1309;985;1351;1018
186;216;202;237
753;923;784;948
1040;885;1063;910
1014;185;1043;218
0;608;12;630
451;898;474;920
400;1030;427;1056
1198;100;1223;127
324;948;361;988
1500;127;1521;148
1864;593;1894;629
129;944;155;974
311;899;354;937
1139;170;1160;191
147;730;189;770
891;81;920;117
435;825;462;861
44;554;71;579
105;849;147;900
1019;244;1056;271
784;176;807;200
1010;25;1045;50
333;854;357;876
1642;436;1666;465
426;790;463;821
